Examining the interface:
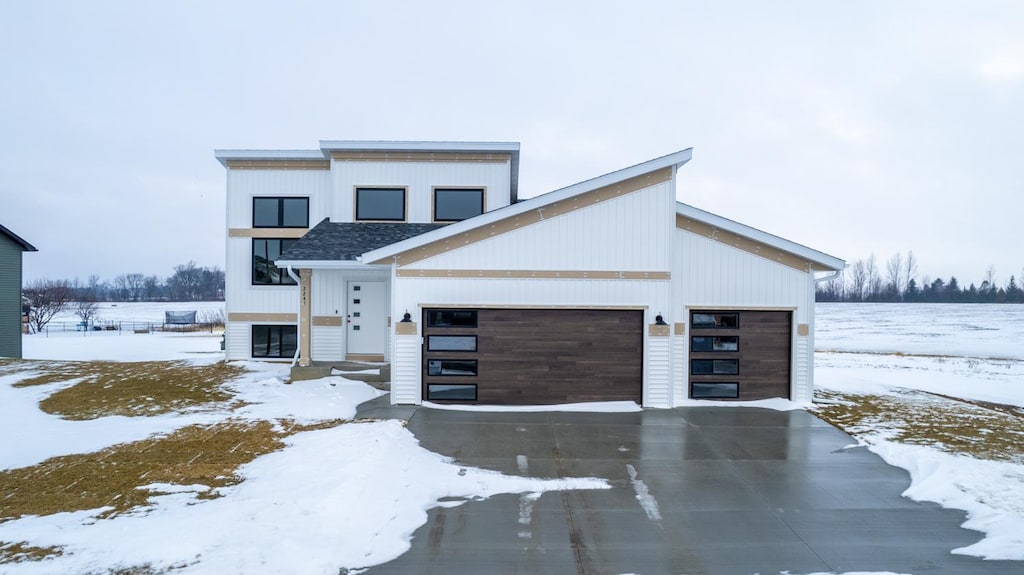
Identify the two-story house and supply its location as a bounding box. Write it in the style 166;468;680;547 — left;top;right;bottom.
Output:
216;141;843;407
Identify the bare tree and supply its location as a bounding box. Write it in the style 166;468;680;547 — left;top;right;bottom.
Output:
72;300;100;326
125;273;146;302
904;251;918;288
865;254;882;300
848;259;867;301
886;252;904;299
23;279;73;333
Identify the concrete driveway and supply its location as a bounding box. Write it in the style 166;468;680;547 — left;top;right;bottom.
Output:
356;401;1022;574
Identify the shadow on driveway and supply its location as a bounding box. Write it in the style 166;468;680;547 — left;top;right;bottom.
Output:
357;401;1022;574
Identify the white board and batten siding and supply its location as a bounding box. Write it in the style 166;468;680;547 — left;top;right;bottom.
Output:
329;161;512;223
389;179;677;405
225;169;330;229
674;228;816;403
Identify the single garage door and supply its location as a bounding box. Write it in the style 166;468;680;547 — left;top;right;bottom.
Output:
422;308;643;405
688;310;792;400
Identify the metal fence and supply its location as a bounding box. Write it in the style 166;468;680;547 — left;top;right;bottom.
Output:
37;321;219;335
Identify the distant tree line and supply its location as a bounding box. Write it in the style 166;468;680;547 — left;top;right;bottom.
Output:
817;251;1024;303
26;261;226;303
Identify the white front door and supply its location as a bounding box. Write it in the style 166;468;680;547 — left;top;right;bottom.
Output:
346;281;387;355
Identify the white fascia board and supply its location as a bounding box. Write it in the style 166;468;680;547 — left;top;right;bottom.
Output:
276;260;388;271
318;140;520;154
214;149;326;167
362;148;694;263
676;202;845;270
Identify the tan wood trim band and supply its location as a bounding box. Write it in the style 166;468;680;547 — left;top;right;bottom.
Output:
298;269;312;367
346;354;386;362
687;306;798;312
227;160;330;170
395;322;418;335
674;322;686;336
312;316;343;327
649;324;670;337
675;214;827;272
331;151;511;163
797;323;810;336
229;228;309;239
397;269;671;280
372;167;673;266
228;313;298;323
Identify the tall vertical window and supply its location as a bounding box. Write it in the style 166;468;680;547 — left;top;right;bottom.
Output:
433;188;484;222
251;325;297;358
355;188;406;221
253;197;309;228
253;239;297;285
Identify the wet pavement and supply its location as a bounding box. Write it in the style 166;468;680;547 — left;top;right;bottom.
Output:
356;400;1023;574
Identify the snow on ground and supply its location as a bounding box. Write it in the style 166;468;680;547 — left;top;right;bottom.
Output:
49;301;226;325
23;330;224;362
0;334;611;573
815;303;1024;560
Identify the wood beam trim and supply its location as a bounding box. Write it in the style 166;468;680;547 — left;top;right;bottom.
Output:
229;228;309;239
228;313;298;323
396;269;671;280
227;160;330;170
675;214;825;272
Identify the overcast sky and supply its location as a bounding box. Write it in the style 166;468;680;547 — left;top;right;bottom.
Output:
2;1;1022;287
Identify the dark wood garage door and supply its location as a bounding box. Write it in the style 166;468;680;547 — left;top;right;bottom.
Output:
688;310;792;400
422;308;643;405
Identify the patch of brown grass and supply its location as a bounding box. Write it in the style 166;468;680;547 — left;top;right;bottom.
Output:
814;388;1024;464
0;418;348;564
12;360;245;420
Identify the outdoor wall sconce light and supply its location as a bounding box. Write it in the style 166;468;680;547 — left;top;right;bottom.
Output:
655;314;667;326
400;311;413;322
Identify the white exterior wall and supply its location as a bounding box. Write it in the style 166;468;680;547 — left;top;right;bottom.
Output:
224;169;330;360
390;180;676;405
674;228;816;403
329;161;512;223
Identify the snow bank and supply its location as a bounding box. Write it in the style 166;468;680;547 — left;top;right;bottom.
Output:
0;421;609;574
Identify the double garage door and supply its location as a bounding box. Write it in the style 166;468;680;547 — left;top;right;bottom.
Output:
422;308;643;405
421;307;792;404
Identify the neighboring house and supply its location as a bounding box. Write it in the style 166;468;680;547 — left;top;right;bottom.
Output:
217;141;844;407
0;224;37;359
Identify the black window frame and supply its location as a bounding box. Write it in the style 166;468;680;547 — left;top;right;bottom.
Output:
253;197;309;228
690;335;740;353
426;359;479;377
251;324;298;358
690;382;740;399
690;359;740;376
426;309;478;328
355;187;407;222
427;335;478;352
433;187;485;222
252;238;298;285
426;384;478;401
691;312;740;329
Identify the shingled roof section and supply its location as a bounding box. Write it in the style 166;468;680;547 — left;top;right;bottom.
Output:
278;219;446;262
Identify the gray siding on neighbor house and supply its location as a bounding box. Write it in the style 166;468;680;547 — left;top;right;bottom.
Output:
0;235;25;358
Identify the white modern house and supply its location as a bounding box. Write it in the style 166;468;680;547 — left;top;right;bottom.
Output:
217;141;844;407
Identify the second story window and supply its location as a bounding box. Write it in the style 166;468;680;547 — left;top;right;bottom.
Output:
356;187;406;221
253;238;297;285
433;188;484;222
254;197;309;228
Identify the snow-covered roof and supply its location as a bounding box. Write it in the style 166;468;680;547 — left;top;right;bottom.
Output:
676;202;845;271
361;148;694;264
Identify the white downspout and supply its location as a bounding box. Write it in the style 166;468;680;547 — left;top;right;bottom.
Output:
286;265;302;367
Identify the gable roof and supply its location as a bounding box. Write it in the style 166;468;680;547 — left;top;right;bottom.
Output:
277;220;446;268
675;202;845;271
361;148;694;265
0;224;37;252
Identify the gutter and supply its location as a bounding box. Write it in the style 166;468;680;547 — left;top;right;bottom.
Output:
286;266;302;367
814;268;844;283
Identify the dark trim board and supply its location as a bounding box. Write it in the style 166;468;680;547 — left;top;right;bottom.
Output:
689;309;792;400
423;308;643;405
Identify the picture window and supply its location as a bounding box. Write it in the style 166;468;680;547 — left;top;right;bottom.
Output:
251;325;297;358
253;197;308;228
433;188;484;222
252;239;297;285
356;187;406;221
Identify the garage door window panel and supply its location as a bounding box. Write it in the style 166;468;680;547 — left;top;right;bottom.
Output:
691;336;739;352
427;384;477;401
691;359;740;375
426;310;478;328
691;382;739;399
427;359;478;376
692;313;739;329
427;335;477;352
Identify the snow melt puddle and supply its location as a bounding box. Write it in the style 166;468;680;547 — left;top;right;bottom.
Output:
0;420;610;574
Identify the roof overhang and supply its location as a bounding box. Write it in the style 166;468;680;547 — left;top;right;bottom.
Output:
361;148;693;264
0;224;37;252
276;260;389;271
675;202;845;271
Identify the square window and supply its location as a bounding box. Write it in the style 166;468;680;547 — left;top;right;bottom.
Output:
356;188;406;221
253;197;309;228
434;188;484;222
253;239;297;285
251;325;297;358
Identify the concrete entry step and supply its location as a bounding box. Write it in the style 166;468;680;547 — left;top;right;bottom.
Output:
290;361;391;390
